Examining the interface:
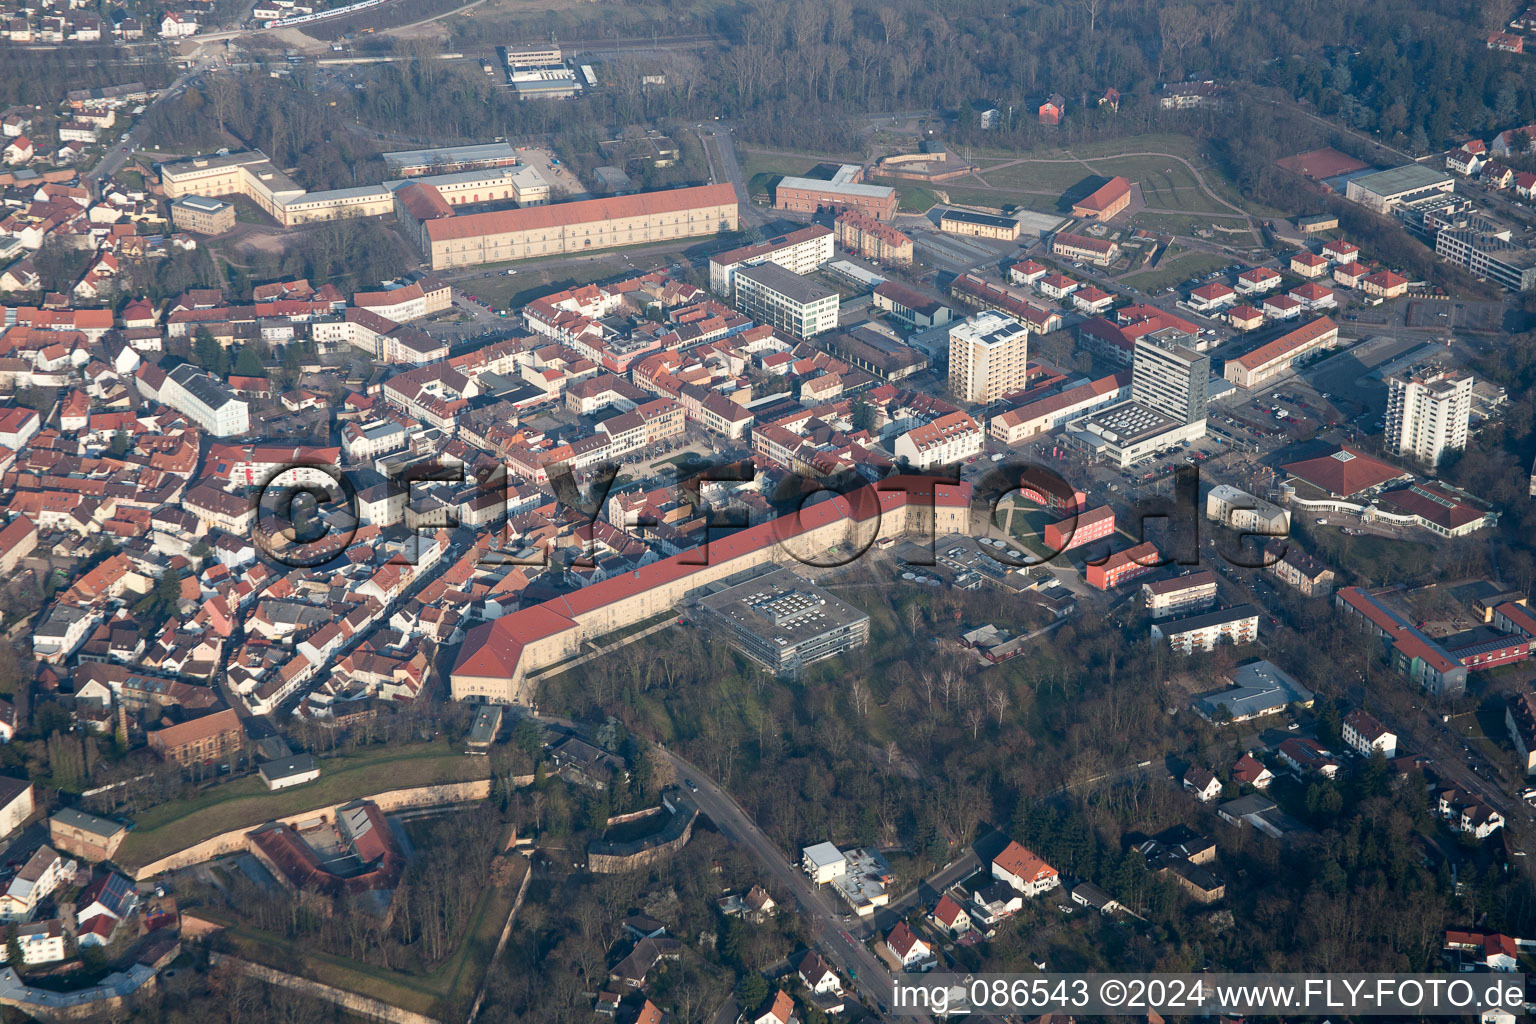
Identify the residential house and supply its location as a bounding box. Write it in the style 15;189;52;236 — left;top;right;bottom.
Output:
930;892;973;936
1231;753;1273;790
885;921;934;971
1342;708;1398;759
1183;766;1222;803
991;840;1060;897
0;846;71;923
746;990;797;1024
1278;737;1340;778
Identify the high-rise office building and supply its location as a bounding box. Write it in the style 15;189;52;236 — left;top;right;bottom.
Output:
947;310;1030;404
1385;365;1472;465
1132;327;1208;427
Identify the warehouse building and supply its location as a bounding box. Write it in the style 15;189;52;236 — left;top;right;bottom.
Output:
1051;230;1120;266
774;165;898;221
1344;164;1455;214
939;208;1021;241
1222;316;1339;389
1072;176;1133;220
382;142;523;177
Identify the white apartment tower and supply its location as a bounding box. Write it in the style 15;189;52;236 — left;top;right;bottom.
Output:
1385;365;1472;465
1132;327;1209;427
947;310;1030;404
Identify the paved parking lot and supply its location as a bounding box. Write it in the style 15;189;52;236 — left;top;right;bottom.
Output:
512;145;589;199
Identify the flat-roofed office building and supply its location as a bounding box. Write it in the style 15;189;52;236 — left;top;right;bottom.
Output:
709;225;834;296
732;261;840;338
698;567;870;678
170;194;234;235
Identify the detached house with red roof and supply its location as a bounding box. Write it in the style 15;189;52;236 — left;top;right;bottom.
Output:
1446;142;1488;176
746;990;798;1024
1008;259;1048;287
1236;266;1282;294
1288;281;1336;311
930;892;974;936
1226;304;1265;331
1332;262;1367;288
1187;281;1236;313
991;840;1060;897
1488;32;1524;53
1321;239;1360;263
1231;753;1273;790
1445;929;1519;971
1289;251;1330;278
2;136;33;166
885;921;934;971
1362;270;1408;299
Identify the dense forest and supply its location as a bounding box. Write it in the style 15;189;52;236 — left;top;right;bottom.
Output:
132;0;1536;193
0;49;172;109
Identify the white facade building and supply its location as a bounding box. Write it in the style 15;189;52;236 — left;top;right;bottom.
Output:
1342;709;1398;759
947;310;1030;404
1205;483;1290;535
892;411;985;469
733;262;839;339
802;842;845;885
160;363;249;437
1385;366;1472;465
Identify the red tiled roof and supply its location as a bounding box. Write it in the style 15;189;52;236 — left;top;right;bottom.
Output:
426;184;736;242
1281;443;1405;497
1231;316;1336;370
454;477;971;680
993;839;1056;883
1377;483;1487;530
1192;282;1234;300
1074;176;1131;212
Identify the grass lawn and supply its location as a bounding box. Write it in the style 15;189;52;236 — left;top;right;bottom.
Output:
1119;251;1233;292
887;183;938;214
963;132;1286;217
119;740;488;869
935;184;1064;215
205;855;525;1017
1127;211;1242;236
459;230;749;307
976;161;1096;194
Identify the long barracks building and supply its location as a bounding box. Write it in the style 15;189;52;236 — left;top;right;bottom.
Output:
451;477;972;703
407;183;739;269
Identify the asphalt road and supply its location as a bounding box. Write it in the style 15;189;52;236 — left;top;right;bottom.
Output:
86;56;224;188
658;748;928;1022
697;124;771;229
884;851;980;916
